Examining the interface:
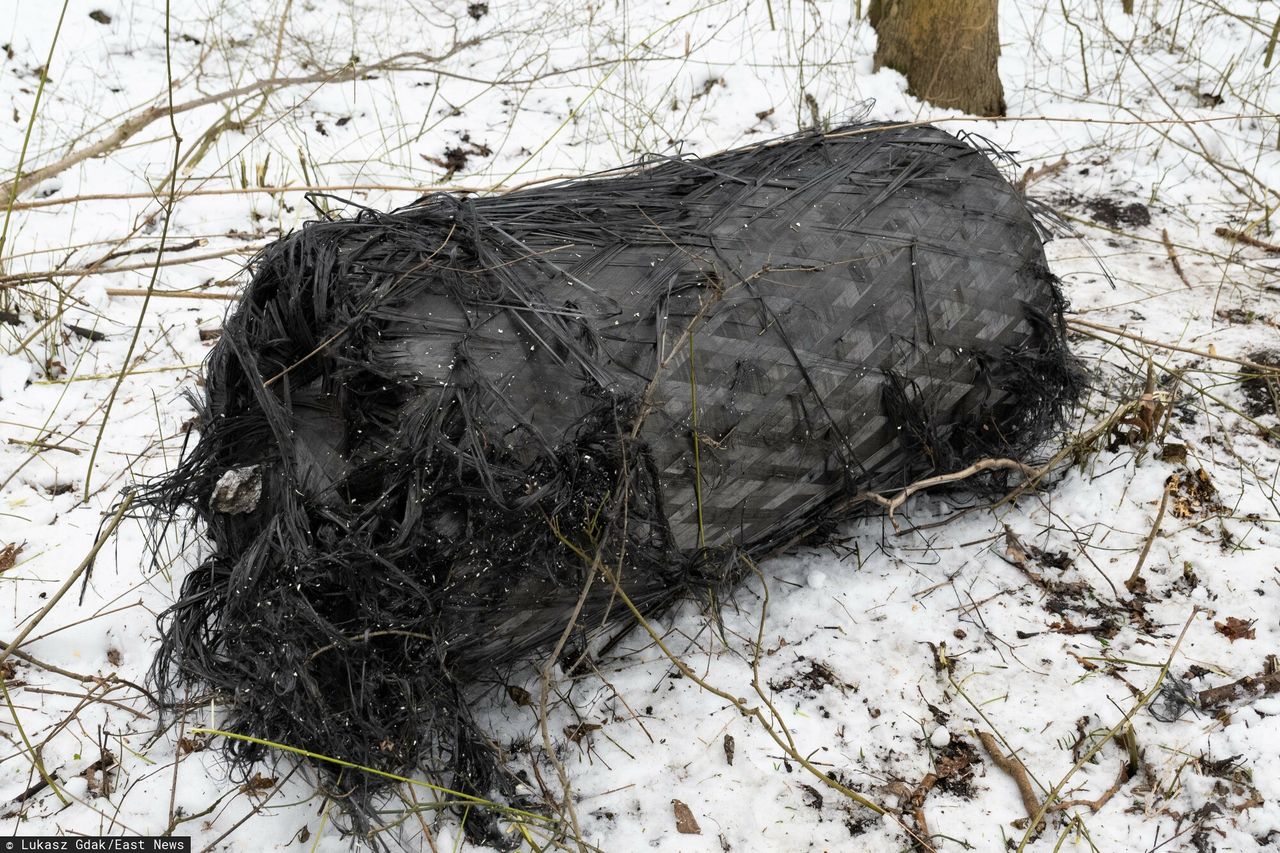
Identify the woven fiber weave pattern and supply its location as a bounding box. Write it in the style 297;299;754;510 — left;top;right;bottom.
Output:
145;123;1077;842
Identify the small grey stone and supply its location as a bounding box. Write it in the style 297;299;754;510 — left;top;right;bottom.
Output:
211;465;262;514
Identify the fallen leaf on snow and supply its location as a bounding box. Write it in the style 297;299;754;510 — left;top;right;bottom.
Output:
1214;617;1256;642
672;799;701;834
0;542;24;573
564;722;601;743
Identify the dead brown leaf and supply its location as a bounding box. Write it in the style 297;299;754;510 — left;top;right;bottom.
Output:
1002;526;1088;598
564;722;601;743
177;735;209;755
672;799;701;834
798;783;823;810
1214;617;1256;642
1112;383;1166;448
1170;469;1223;519
0;542;24;573
241;773;278;793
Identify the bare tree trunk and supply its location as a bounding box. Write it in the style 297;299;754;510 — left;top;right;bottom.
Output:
869;0;1006;117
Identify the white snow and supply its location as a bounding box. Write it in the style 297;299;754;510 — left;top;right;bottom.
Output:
2;1;1280;851
0;354;31;400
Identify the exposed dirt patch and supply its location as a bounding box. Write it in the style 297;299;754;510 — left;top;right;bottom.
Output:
421;133;493;180
1085;197;1152;228
1239;350;1280;419
768;657;850;696
1055;192;1152;228
1170;468;1224;520
933;737;980;799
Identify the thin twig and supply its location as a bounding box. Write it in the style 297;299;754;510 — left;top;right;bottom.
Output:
1162;228;1192;288
81;5;185;501
1015;154;1069;191
1198;660;1280;710
1;43;479;199
2;246;262;287
853;458;1037;531
0;493;135;671
1066;317;1280;372
1015;608;1201;852
1046;764;1129;813
1214;226;1280;255
0;0;69;282
1126;476;1173;591
1;678;69;806
977;731;1042;831
103;289;239;300
6;438;81;455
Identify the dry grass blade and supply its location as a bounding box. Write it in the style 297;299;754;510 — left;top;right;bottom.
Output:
0;43;480;200
80;1;184;501
0;492;135;670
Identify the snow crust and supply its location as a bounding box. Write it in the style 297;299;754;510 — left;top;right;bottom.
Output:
2;1;1279;850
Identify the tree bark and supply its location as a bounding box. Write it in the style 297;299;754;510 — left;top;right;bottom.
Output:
869;0;1006;117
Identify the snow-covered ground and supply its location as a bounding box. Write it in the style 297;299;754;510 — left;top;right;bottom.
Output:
3;0;1280;850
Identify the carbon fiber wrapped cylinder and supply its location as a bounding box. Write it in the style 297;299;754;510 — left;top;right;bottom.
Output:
149;124;1076;832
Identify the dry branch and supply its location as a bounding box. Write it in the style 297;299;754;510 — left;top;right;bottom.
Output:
1067;317;1280;373
977;731;1043;831
105;288;239;300
0;494;134;671
1015;610;1200;852
1198;658;1280;710
0;43;477;200
1016;155;1069;191
1046;765;1129;813
1126;476;1173;592
1162;228;1193;288
1;246;262;287
854;458;1037;531
1046;726;1138;814
1214;226;1280;255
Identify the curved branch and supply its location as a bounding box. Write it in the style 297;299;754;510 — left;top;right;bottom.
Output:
1;41;478;200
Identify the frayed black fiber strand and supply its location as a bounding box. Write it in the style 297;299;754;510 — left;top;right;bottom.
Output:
142;122;1080;845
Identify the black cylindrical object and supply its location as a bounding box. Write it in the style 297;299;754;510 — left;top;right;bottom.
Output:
149;123;1076;837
